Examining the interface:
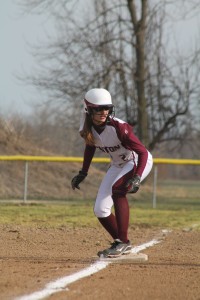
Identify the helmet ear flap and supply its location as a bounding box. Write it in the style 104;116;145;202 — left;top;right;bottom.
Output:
84;102;92;115
85;106;93;115
108;106;115;118
87;107;92;115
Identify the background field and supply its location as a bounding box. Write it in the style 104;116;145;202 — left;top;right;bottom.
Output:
1;177;199;228
0;178;200;300
0;198;199;230
0;155;200;300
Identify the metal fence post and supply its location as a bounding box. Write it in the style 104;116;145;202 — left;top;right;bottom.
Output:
24;161;29;203
152;165;158;209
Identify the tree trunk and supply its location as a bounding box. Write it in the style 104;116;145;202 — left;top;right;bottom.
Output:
127;0;149;146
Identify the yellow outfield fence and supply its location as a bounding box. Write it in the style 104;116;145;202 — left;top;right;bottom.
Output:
0;156;200;207
0;155;200;165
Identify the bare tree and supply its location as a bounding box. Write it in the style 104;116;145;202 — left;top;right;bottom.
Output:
17;0;200;153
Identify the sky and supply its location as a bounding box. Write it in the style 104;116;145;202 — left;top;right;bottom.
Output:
0;0;199;117
0;0;54;117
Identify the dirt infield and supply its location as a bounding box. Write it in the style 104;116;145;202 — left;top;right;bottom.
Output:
0;224;199;300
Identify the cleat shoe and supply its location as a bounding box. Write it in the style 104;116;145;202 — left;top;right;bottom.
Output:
98;239;132;258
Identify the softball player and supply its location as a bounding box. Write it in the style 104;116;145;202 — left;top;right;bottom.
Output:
71;88;153;258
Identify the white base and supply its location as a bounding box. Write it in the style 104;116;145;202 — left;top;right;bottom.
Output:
99;252;148;263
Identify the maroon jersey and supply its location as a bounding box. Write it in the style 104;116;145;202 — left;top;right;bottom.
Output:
82;117;150;177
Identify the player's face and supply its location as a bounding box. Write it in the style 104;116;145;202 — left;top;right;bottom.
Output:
92;107;110;125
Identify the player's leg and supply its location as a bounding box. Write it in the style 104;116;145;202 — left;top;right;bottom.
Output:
94;165;119;239
111;156;153;244
98;156;153;257
94;163;134;257
111;161;135;242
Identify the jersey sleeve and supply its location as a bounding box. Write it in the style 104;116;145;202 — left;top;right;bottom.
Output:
114;120;148;177
82;144;96;173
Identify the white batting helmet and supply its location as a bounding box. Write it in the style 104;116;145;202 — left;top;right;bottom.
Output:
84;88;114;117
84;88;113;107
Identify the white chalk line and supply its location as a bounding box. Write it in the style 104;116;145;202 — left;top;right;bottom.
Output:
15;239;161;300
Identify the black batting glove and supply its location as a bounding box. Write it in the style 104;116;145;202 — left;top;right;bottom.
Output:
126;174;141;193
71;170;88;190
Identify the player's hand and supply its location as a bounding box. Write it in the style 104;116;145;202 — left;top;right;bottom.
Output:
71;170;88;190
126;174;141;193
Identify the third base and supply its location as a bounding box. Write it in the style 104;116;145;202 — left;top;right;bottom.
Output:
99;252;148;263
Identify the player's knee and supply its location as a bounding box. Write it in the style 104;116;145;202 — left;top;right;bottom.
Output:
93;205;111;218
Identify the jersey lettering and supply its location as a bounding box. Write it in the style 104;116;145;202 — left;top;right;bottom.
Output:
97;145;121;153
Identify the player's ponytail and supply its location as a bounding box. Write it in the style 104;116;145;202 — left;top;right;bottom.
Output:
79;114;96;146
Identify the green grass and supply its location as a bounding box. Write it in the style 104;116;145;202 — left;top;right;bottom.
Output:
0;179;199;230
131;207;200;229
0;200;199;230
0;202;95;227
